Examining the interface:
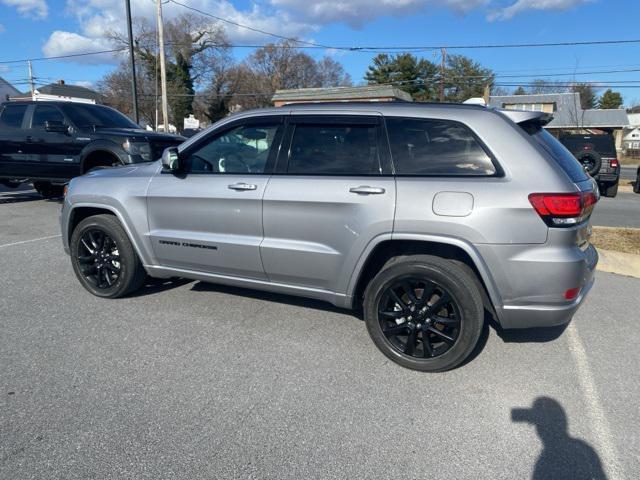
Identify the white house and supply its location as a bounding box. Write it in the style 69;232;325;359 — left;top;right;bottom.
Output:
11;80;98;104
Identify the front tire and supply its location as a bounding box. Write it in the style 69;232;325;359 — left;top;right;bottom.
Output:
70;214;146;298
363;255;484;372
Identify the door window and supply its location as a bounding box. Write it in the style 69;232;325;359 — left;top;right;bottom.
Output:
386;118;496;176
0;103;28;128
287;123;381;175
184;122;282;174
31;105;66;129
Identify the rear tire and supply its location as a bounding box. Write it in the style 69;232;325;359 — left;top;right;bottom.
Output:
634;175;640;194
602;182;618;198
33;181;64;199
70;214;147;298
363;255;484;372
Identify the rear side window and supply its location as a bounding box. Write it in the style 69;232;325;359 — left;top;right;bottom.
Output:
0;103;27;128
31;105;65;129
386;118;496;176
287;123;381;175
527;127;589;183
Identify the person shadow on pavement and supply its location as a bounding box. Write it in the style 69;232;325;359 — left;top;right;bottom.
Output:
512;397;607;480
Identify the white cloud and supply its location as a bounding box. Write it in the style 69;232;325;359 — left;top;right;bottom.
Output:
42;0;315;63
270;0;489;27
1;0;48;19
74;80;94;88
42;31;122;64
488;0;594;21
41;0;597;63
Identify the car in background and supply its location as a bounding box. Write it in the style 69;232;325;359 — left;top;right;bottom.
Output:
0;101;184;198
635;165;640;194
559;133;620;197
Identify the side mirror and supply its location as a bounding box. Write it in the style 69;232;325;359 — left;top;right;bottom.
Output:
45;120;69;134
161;147;180;172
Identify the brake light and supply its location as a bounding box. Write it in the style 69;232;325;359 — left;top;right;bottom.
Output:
610;159;619;168
528;191;597;227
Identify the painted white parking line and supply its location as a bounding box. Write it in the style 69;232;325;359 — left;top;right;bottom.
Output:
0;234;61;249
566;322;624;479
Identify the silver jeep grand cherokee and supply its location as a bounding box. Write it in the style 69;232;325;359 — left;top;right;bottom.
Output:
61;103;599;371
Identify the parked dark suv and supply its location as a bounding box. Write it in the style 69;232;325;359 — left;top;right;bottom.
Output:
559;133;619;197
0;101;184;197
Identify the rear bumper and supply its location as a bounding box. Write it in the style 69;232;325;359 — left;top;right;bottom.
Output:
477;241;598;329
498;273;595;328
595;173;618;184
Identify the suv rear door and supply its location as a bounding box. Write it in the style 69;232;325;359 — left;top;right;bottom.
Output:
261;113;395;295
146;115;284;279
0;103;30;178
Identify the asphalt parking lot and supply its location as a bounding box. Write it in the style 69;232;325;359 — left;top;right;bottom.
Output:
1;186;639;479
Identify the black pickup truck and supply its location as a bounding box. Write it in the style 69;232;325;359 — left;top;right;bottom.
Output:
0;101;184;197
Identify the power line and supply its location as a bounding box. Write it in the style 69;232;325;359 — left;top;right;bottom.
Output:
0;48;127;65
167;0;339;50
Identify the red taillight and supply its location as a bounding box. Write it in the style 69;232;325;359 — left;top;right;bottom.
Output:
528;191;597;227
610;159;619;169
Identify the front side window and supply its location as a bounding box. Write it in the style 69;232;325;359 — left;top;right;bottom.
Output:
287;123;381;175
0;104;28;128
184;122;281;174
31;105;65;129
386;118;496;176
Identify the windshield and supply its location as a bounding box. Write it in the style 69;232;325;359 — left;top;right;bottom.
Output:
523;125;589;183
61;104;139;129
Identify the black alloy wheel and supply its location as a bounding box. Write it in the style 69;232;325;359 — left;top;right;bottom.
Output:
363;255;484;372
77;228;122;289
70;214;147;298
378;278;460;359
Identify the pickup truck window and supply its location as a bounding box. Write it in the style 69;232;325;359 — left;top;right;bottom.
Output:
31;105;66;129
0;103;28;128
61;103;139;129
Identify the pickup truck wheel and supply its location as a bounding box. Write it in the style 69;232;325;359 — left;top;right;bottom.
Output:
363;255;483;372
70;214;147;298
602;182;618;198
33;181;64;199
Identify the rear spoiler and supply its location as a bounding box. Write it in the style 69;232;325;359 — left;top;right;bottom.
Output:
497;109;553;127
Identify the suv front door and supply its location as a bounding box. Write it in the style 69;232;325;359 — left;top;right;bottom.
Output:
261;114;395;296
0;103;30;178
146;116;284;279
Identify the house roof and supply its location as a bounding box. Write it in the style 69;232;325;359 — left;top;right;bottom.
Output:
627;113;640;126
272;85;413;103
37;82;98;100
489;92;628;129
0;77;21;100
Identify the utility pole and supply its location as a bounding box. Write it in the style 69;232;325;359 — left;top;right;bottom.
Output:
27;60;35;95
439;47;446;103
125;0;139;124
156;0;169;132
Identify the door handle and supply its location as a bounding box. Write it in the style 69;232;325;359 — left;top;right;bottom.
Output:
349;185;386;195
228;182;257;191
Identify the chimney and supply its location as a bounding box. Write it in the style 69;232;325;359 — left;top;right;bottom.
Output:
58;79;65;85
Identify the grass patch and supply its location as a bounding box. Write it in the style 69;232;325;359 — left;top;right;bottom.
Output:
591;226;640;255
619;154;640;166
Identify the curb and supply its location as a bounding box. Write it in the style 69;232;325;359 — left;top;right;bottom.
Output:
596;248;640;279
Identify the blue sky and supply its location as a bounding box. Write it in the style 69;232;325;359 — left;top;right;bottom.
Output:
1;0;639;106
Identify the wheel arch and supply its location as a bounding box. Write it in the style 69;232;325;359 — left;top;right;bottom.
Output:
348;234;502;316
66;203;150;266
80;141;127;173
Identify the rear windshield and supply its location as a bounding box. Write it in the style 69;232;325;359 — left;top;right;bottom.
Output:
60;104;139;130
559;135;616;157
524;125;589;183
